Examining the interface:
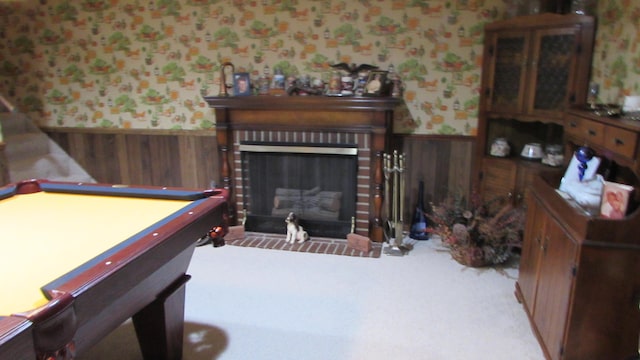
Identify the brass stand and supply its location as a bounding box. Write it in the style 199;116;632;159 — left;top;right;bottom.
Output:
382;150;412;256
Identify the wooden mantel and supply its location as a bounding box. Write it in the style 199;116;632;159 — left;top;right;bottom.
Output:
204;95;401;242
204;95;400;110
204;95;400;130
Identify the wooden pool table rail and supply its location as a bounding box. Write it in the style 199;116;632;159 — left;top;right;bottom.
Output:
0;180;229;360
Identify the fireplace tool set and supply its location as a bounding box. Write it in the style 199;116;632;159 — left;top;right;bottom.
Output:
383;150;412;256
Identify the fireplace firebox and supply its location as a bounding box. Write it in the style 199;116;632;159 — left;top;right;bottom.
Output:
204;96;400;242
240;142;358;238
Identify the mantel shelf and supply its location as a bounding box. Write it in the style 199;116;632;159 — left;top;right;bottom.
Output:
203;95;401;112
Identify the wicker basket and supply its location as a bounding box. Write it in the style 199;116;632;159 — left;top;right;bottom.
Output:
450;245;488;267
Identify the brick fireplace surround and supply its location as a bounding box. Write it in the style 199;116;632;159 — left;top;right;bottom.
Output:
204;96;400;242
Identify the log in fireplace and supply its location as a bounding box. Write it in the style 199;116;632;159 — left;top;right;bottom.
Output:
204;96;400;242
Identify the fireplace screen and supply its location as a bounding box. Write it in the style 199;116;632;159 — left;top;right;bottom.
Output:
240;142;358;238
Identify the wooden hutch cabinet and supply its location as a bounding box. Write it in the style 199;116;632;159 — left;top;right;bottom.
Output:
474;14;595;204
516;109;640;360
479;13;640;360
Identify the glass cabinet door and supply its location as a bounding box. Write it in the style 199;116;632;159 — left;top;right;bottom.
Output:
528;27;579;116
486;31;529;113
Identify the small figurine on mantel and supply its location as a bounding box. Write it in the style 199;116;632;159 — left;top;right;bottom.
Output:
330;63;378;97
329;62;378;78
269;67;286;96
286;74;325;96
258;64;270;95
387;64;403;98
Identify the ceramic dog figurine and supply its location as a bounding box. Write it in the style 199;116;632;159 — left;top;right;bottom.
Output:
285;212;309;244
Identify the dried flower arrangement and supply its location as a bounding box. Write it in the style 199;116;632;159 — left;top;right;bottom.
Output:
427;193;526;267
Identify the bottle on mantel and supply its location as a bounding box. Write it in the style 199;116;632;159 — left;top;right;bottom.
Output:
409;180;430;240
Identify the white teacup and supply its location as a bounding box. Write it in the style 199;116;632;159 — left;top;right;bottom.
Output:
521;143;543;159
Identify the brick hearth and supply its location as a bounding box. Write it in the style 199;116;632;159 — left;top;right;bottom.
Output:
225;232;382;258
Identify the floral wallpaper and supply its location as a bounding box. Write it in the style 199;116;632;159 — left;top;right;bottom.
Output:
0;0;638;135
590;0;640;104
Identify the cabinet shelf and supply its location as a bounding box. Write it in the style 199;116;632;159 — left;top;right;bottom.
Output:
485;112;564;125
480;156;563;206
484;118;563;157
484;156;561;168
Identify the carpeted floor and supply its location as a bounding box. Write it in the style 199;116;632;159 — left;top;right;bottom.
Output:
224;231;382;258
78;236;546;360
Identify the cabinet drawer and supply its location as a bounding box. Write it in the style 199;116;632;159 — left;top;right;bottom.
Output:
603;126;637;159
565;116;604;146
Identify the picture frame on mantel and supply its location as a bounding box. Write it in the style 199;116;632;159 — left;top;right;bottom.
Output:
363;70;388;96
233;72;251;96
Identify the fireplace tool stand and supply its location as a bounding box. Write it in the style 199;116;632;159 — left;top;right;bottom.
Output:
383;150;412;256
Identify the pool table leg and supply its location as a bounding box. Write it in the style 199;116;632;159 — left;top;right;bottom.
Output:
132;274;191;360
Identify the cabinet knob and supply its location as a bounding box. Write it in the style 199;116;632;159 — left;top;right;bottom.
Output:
615;138;624;146
569;121;577;128
588;129;597;136
541;235;549;254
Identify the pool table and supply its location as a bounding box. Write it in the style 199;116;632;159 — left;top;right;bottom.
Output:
0;179;228;360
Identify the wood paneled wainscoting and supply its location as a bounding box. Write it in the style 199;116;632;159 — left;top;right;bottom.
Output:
43;127;474;227
396;135;474;223
42;127;219;189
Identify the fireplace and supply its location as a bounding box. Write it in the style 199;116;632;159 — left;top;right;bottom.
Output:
204;96;400;242
240;141;357;238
